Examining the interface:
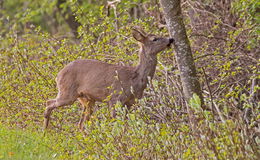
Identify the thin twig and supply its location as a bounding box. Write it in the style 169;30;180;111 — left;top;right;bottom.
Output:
201;67;214;112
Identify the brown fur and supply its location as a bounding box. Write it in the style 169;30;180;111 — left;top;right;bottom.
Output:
44;27;174;130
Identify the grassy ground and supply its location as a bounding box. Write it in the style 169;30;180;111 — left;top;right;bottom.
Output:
0;124;58;160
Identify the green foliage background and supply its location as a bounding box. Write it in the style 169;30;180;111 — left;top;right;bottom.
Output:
0;0;259;159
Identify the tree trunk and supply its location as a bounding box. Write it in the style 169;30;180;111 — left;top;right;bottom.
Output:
159;0;204;105
57;0;81;37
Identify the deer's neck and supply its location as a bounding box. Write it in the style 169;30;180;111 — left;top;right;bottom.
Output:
135;46;157;85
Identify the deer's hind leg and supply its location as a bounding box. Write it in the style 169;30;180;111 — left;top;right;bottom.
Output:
44;90;78;130
78;98;95;131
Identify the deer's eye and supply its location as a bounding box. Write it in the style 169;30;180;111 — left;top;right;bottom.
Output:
152;38;158;42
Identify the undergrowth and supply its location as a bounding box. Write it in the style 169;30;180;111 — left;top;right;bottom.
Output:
0;0;259;159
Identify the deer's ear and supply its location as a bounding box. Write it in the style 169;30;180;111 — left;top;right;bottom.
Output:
132;28;146;43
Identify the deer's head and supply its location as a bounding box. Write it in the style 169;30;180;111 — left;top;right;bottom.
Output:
132;27;174;56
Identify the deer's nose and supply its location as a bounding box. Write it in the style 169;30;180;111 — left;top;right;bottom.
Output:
169;38;174;43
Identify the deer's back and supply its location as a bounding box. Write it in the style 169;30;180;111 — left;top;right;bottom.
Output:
56;59;137;101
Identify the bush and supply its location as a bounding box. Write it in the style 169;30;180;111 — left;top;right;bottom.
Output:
0;0;259;159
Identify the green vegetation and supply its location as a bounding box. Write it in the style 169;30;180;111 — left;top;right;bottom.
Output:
0;0;259;159
0;124;57;160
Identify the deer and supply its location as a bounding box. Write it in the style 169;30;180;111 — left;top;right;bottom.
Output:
44;27;174;130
